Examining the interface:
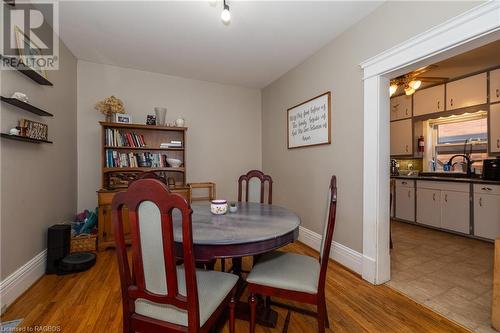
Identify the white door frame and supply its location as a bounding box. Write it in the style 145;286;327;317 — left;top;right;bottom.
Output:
359;1;500;285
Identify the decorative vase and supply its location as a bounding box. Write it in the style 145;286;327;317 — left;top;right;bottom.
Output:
175;118;185;127
154;107;167;126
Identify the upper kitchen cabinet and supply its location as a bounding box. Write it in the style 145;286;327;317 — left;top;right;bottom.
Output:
490;68;500;104
390;94;412;121
446;72;487;110
414;84;445;116
390;119;413;156
490;103;500;153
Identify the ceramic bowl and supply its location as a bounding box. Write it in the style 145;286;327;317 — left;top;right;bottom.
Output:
211;200;228;215
166;158;182;168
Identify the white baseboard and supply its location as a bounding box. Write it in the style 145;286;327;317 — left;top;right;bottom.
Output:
0;250;47;313
298;226;362;274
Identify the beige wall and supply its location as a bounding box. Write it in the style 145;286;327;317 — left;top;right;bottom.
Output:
1;44;77;279
261;1;482;253
77;61;262;211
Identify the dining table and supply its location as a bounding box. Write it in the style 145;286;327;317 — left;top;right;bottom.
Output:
172;201;301;327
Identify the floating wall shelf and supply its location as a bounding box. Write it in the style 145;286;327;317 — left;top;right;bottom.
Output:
1;96;53;117
0;133;53;144
0;55;53;86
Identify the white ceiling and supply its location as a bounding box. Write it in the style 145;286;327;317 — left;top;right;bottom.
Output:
59;1;383;88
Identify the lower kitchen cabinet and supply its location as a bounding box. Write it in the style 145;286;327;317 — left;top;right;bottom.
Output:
416;187;441;228
474;184;500;240
416;181;470;233
441;190;470;234
395;180;415;222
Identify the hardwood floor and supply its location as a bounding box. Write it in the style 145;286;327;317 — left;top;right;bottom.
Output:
1;242;469;332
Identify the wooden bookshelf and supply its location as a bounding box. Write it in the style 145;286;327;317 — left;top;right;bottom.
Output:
100;122;187;189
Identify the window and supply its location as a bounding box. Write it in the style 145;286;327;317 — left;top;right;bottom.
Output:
431;113;488;172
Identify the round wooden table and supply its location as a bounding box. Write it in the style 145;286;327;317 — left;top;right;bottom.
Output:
173;201;300;262
173;201;300;328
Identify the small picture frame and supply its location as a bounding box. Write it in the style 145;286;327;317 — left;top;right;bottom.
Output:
115;113;132;124
146;115;156;125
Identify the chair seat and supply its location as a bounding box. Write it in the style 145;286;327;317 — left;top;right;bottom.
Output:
135;267;238;327
247;251;320;294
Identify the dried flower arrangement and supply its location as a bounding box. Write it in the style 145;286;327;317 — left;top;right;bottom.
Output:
95;96;125;122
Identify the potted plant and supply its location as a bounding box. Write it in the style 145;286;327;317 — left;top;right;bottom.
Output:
95;96;125;122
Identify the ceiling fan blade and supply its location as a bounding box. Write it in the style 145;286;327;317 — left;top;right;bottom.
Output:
408;65;438;77
417;77;448;82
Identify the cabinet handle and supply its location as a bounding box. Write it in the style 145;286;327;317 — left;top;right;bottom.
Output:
479;197;483;207
481;187;492;191
437;101;440;110
497;139;500;149
405;144;409;152
450;98;453;107
497;88;499;98
444;194;448;203
408;190;411;198
402;181;407;185
433;193;436;201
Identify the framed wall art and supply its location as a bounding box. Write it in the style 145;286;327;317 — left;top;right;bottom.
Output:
287;91;331;149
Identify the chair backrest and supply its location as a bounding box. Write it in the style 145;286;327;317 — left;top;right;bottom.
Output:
238;170;273;204
112;179;201;329
318;176;338;293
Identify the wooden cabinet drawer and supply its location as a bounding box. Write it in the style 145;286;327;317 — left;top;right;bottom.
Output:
417;181;468;192
395;179;415;188
474;184;500;196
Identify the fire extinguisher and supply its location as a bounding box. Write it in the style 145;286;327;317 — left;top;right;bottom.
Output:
418;136;425;153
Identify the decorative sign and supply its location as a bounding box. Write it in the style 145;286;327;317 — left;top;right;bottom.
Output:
287;92;331;149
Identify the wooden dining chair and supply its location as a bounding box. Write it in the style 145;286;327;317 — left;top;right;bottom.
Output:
246;175;338;333
112;178;238;333
225;170;273;274
238;170;273;204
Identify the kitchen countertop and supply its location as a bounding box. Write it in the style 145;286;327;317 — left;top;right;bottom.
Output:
392;175;500;185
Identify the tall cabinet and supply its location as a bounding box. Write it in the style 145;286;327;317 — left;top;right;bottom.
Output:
97;122;190;251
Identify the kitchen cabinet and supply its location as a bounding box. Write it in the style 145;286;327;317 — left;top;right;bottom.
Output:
416;188;441;228
390;94;412;121
414;84;445;116
390;119;413;156
474;184;500;240
446;73;487;110
395;180;415;222
491;103;500;153
491;68;500;104
416;181;470;233
441;190;470;234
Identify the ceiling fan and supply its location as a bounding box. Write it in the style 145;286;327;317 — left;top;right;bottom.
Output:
390;65;447;96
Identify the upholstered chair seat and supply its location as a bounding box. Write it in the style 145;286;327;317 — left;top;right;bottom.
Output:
136;266;238;326
246;252;320;294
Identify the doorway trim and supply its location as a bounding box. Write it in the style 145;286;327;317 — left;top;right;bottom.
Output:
359;0;500;284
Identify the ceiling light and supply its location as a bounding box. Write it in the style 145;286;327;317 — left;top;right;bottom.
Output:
389;84;398;96
408;80;421;90
221;0;231;25
404;86;415;96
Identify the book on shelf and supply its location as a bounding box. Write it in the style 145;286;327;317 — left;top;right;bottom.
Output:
160;140;183;148
105;128;146;147
105;149;174;168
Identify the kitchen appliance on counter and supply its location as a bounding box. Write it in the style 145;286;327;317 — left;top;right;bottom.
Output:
391;159;399;176
482;157;500;181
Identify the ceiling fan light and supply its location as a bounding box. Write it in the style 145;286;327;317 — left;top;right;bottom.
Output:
409;80;421;90
389;84;398;96
221;3;231;24
404;86;415;96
